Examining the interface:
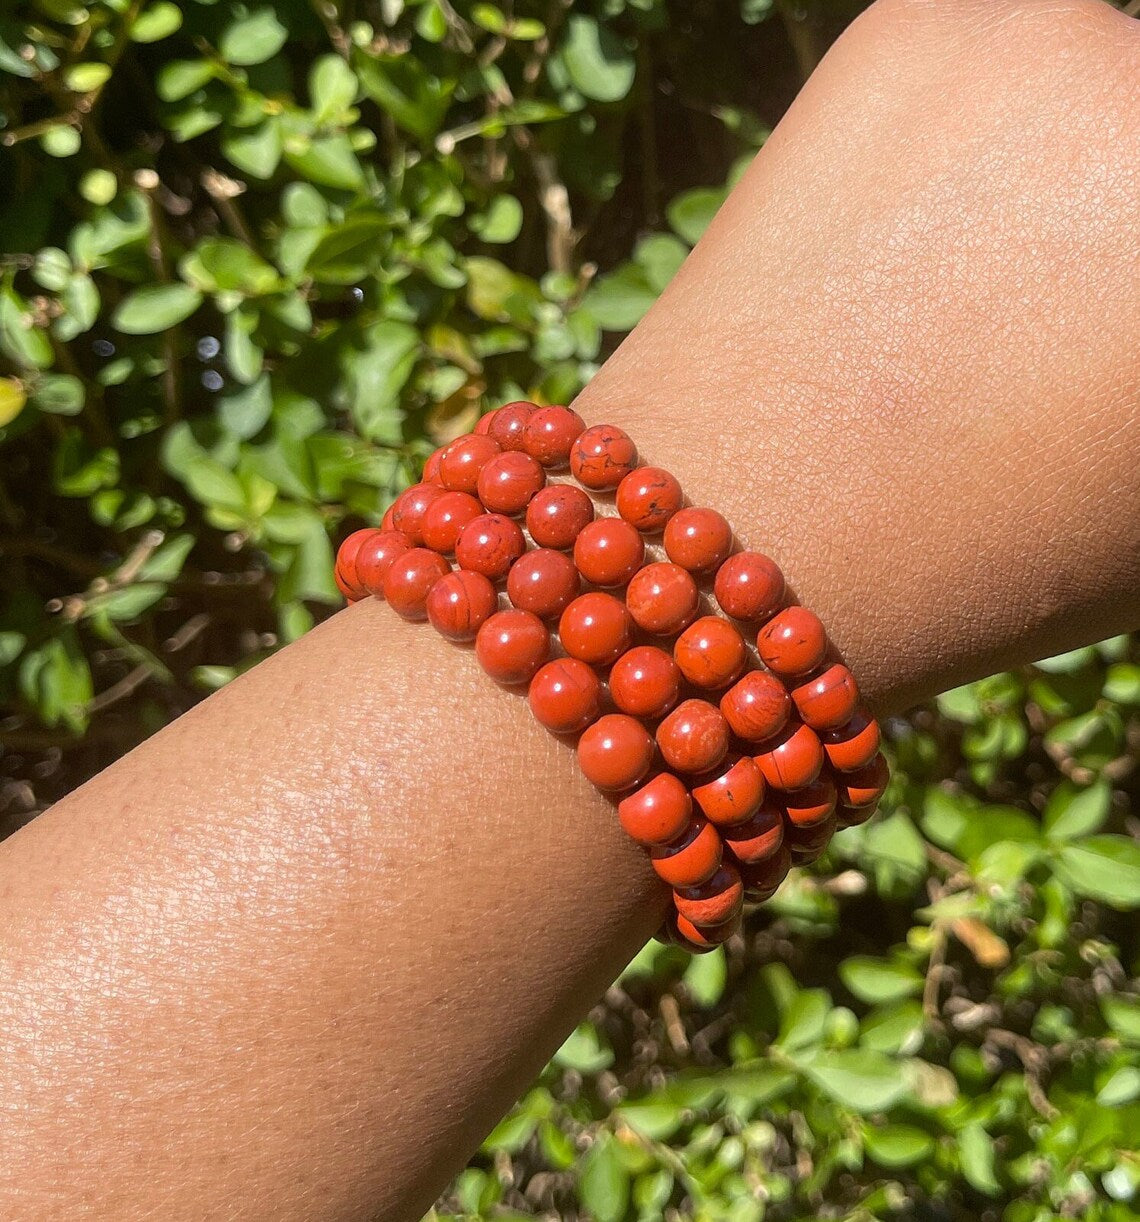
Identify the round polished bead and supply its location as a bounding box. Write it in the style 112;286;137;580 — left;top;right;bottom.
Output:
522;404;586;467
615;466;683;533
822;708;882;772
528;657;602;734
487;400;535;451
475;608;550;685
353;529;415;596
663;507;732;575
674;909;742;949
836;752;889;809
740;842;792;903
335;568;358;603
782;777;837;828
380;504;398;531
757;606;827;677
754;721;824;791
837;800;878;829
786;811;837;863
526;484;595;550
439;433;501;494
390;482;446;545
657;699;730;775
474;408;497;436
477;450;546;516
336;527;382;598
609;646;681;720
673;861;743;928
422;447;445;485
573;517;645;588
454;512;526;580
425;569;497;641
420;490;483;554
507;548;580;620
714;551;785;622
381;547;450;620
617;773;692;846
559;592;633;668
791;663;859;731
570;424;638;490
720;670;791;742
721;798;785;865
577;713;655;792
691;756;765;828
625;562;700;636
649;815;723;887
674;616;747;690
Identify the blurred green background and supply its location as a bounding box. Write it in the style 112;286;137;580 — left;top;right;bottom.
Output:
1;2;1138;1219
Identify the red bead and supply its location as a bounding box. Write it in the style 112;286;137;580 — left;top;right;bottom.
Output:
474;408;497;436
422;447;445;484
721;798;785;865
615;466;683;533
425;569;497;641
570;424;637;490
559;592;633;668
649;816;722;887
691;756;765;828
572;517;645;588
786;811;837;863
507;548;580;620
526;484;595;550
753;721;824;791
822;708;882;772
380;504;397;531
477;450;546;516
714;551;785;622
720;670;791;742
609;646;681;720
674;616;747;690
353;529;415;596
625;562;699;636
335;568;358;603
336;527;382;598
528;657;602;734
663;507;732;574
740;842;791;902
577;713;655;792
674;909;741;950
837;800;877;829
487;400;535;451
757;606;827;677
791;663;859;731
782;777;837;828
381;547;450;620
836;752;889;809
522;405;585;467
657;699;730;774
390;482;446;544
439;433;501;494
475;609;550;685
673;861;743;928
455;513;526;581
617;773;692;846
420;490;483;554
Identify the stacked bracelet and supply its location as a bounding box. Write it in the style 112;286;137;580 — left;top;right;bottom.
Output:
334;402;888;954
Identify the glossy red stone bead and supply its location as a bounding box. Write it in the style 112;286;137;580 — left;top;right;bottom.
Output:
522;404;585;467
836;752;889;809
438;432;501;494
573;517;645;588
836;800;878;829
353;529;415;596
390;482;446;545
754;720;824;791
477;450;546;516
577;713;655;792
615;466;683;533
474;408;497;435
455;512;526;580
422;447;445;485
720;798;785;865
713;551;785;622
570;424;638;490
786;811;837;864
425;569;497;641
525;484;595;550
559;592;633;668
420;490;483;554
528;657;602;734
506;548;580;620
649;815;723;887
625;562;700;636
674;616;747;690
782;777;837;828
691;756;766;828
335;568;358;603
739;842;792;903
381;547;450;620
335;527;382;598
756;606;827;677
474;608;550;685
609;646;681;720
617;773;692;846
673;861;743;928
675;909;742;949
657;699;731;775
380;504;397;531
791;663;860;731
822;708;882;772
487;400;535;451
663;507;732;575
720;670;791;742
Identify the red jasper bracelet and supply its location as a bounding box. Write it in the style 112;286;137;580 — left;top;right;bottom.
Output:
335;402;888;954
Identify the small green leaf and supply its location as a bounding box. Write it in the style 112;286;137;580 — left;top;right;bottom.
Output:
840;957;923;1006
219;7;287;66
582;262;657;331
554;1024;613;1074
79;169;117;206
1097;1067;1140;1106
41;125;81;157
32;373;85;415
132;2;182;43
112;283;202;334
1102;996;1140;1046
958;1123;1000;1195
0;377;26;426
222;119;283;180
578;1135;630;1222
559;15;635;103
157;59;215;102
864;1124;934;1168
800;1049;909;1113
1056;836;1140;909
65;62;112;93
284;134;365;191
1043;779;1111;841
218;375;272;439
471;195;523;244
682;945;726;1007
667;187;727;245
309;54;357;122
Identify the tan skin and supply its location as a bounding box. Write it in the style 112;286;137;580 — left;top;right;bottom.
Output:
2;1;1139;1217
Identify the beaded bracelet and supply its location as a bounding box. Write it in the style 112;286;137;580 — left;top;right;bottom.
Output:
334;403;888;954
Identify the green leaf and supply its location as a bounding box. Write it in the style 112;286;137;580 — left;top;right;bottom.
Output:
181;237;281;296
864;1124;934;1168
41;125;81;158
222;119;283;180
65;62;111;93
112;283;202;334
18;632;92;733
775;988;830;1051
1043;778;1111;841
354;52;454;142
157;59;215;103
616;1099;684;1142
840;957;923;1006
131;2;182;43
682;945;726;1007
1056;836;1140;909
471;195;523;244
89;583;166;622
554;1024;613;1074
138;534;195;582
958;1123;1000;1195
667;187;727;245
344;320;418;442
582;262;657;331
0;376;26;426
1097;1067;1140;1106
219;7;287;66
800;1049;909;1113
283;134;365;191
0;282;54;368
180;455;245;512
218;375;272;439
32;372;85;415
79;169;117;206
633;233;688;293
578;1135;630;1222
309;54;357;123
559;15;635;103
1102;996;1140;1046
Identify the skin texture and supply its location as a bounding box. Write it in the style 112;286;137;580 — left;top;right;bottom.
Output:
1;1;1139;1218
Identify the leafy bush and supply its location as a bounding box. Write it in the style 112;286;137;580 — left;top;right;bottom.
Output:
0;2;1137;1220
